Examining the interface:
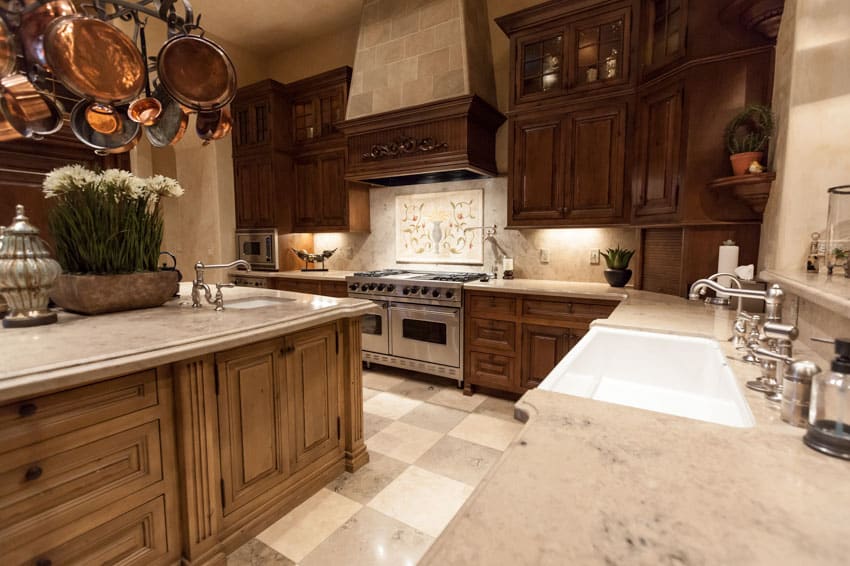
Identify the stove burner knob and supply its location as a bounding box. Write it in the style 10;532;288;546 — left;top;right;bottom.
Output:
421;287;430;295
377;284;386;291
368;283;377;290
445;290;454;299
358;284;367;291
387;285;396;292
403;287;411;295
348;283;358;291
410;286;420;294
432;289;441;298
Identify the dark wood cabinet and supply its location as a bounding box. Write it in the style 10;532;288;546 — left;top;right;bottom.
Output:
294;150;352;231
270;278;348;298
234;156;286;229
287;68;350;146
571;4;631;92
510;114;564;223
643;0;688;72
464;291;617;395
232;80;289;157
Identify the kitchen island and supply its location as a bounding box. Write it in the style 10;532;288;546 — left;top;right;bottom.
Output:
423;283;850;566
0;283;376;566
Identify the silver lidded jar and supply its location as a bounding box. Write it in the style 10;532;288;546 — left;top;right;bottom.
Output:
804;338;850;459
0;205;61;328
825;185;850;277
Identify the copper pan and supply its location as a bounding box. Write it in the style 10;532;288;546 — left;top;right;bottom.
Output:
145;85;188;147
44;14;144;104
196;106;231;145
0;103;25;141
0;73;54;136
0;16;18;79
70;99;140;154
157;33;236;111
18;0;76;71
127;22;161;126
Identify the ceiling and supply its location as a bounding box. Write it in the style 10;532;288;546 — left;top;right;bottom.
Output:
189;0;363;54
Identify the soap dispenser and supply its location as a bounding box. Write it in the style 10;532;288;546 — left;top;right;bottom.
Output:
804;338;850;459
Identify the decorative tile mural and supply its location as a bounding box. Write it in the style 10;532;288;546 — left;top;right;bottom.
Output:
395;189;484;264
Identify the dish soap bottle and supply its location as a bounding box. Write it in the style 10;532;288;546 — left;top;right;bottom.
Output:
804;338;850;459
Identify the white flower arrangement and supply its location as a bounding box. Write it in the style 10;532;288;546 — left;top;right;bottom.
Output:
42;166;184;202
42;164;99;198
145;174;185;199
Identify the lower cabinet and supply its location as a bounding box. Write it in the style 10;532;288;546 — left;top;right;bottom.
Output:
464;291;616;395
271;278;348;297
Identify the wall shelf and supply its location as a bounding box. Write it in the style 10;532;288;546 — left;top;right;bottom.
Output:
708;172;776;214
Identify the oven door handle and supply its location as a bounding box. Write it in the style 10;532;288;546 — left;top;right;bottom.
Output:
390;305;459;319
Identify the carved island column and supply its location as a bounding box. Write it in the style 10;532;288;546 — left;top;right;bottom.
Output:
340;317;369;472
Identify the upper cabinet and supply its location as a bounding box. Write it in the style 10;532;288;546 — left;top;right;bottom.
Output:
499;0;635;111
232;80;289;157
643;0;687;72
286;68;351;147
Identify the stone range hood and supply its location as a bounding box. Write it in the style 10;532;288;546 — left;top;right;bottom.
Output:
339;0;505;186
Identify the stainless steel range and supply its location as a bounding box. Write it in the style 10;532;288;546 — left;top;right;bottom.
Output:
346;270;488;385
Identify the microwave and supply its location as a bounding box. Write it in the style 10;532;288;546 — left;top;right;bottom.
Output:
236;229;278;271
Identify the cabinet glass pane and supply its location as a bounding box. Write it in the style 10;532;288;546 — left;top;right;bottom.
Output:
649;0;684;66
520;35;562;97
574;19;624;86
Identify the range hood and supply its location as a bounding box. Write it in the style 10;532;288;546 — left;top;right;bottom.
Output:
340;0;505;186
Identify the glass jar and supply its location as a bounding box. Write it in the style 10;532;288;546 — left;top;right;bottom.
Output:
804;338;850;460
825;186;850;277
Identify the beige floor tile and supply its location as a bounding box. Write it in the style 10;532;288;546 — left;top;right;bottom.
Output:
364;412;393;440
362;387;380;401
363;370;407;391
428;388;488;412
257;489;362;563
299;507;434;566
368;466;473;537
226;539;295;566
399;402;468;433
367;421;443;463
448;413;523;451
473;396;520;422
363;391;422;420
325;453;409;504
415;435;502;487
388;377;445;401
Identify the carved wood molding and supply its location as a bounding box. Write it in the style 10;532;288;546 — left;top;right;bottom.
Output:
361;136;449;160
720;0;785;40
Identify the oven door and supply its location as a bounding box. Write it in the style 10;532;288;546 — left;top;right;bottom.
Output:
389;303;460;368
362;300;389;355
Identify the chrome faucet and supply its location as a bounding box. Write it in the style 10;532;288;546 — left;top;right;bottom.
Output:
192;259;251;310
689;280;785;323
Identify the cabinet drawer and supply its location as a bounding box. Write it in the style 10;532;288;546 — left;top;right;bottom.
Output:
0;370;159;453
467;351;517;391
468;318;516;353
0;420;163;535
467;294;517;317
320;281;349;298
522;298;616;324
23;495;170;566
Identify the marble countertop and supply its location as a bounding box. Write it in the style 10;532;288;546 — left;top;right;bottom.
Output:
0;283;375;402
463;278;629;301
760;268;850;312
423;289;848;565
232;270;354;282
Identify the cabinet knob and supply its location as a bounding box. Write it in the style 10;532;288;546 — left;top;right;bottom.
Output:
25;465;42;481
19;402;37;417
282;345;295;355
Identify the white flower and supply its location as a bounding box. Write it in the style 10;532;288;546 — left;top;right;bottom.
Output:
42;164;99;198
145;175;184;199
100;169;146;198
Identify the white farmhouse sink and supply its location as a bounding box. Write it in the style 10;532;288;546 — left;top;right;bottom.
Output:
539;326;755;428
226;297;296;309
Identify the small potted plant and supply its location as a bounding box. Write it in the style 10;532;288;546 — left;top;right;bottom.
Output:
44;165;184;315
724;104;774;176
601;245;635;287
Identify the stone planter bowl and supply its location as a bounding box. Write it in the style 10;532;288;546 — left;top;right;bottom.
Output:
50;271;179;315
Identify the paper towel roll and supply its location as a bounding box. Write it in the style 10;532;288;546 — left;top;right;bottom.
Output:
503;258;514;272
717;242;739;298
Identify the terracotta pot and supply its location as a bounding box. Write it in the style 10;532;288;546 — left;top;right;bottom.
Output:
50;271;179;315
604;268;632;288
730;151;763;176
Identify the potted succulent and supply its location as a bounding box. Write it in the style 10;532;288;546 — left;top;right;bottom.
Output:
601;245;635;287
724;104;774;176
43;165;184;315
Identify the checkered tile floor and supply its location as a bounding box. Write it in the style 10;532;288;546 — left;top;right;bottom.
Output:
226;365;522;566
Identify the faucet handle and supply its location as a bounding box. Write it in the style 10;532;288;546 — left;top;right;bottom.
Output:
216;282;235;290
763;321;798;342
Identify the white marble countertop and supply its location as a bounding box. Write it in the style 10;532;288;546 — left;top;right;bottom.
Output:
760;268;850;311
0;283;375;402
423;289;847;565
231;270;354;282
463;278;629;301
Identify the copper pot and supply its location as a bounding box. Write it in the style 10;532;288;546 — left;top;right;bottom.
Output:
0;16;18;79
157;33;236;111
127;96;162;126
0;73;54;138
145;86;188;147
196;106;232;145
44;14;144;104
18;0;76;71
85;102;121;135
70;99;140;154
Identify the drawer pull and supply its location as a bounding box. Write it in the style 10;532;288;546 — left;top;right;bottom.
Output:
36;559;52;566
25;465;43;481
282;345;295;355
19;402;37;417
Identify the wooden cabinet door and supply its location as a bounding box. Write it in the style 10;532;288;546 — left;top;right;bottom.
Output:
633;81;684;220
318;151;347;228
233;97;272;153
286;324;340;472
234;157;276;229
521;324;571;390
294;155;321;228
643;0;687;72
563;102;626;223
509;115;566;223
216;340;289;514
570;5;631;91
514;27;566;105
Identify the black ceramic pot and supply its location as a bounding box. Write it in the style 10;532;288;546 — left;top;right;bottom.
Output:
604;268;632;287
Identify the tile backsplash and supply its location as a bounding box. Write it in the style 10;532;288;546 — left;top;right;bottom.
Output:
313;177;639;283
